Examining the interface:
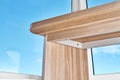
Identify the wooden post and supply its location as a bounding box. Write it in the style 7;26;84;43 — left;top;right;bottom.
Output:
30;1;120;80
42;40;89;80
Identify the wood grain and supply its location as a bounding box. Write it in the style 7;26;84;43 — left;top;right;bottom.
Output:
74;32;120;42
47;18;120;41
31;1;120;36
43;41;88;80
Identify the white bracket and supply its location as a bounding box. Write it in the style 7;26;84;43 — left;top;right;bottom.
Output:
57;39;83;48
56;37;120;49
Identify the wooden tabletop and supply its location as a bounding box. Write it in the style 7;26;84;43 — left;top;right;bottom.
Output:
30;1;120;42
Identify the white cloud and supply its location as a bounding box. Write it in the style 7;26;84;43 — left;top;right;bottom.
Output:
36;59;42;63
93;45;120;55
4;50;21;73
6;51;20;64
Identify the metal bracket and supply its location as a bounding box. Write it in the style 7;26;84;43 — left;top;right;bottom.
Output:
57;39;82;48
56;37;120;49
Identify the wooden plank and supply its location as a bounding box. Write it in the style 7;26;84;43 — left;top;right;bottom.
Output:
47;18;120;41
74;32;120;42
31;1;120;36
43;41;88;80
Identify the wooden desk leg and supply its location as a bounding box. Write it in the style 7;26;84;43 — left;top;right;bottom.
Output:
43;40;89;80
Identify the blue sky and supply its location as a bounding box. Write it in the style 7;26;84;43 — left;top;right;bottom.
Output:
93;44;120;75
0;0;118;76
88;0;116;7
0;0;71;76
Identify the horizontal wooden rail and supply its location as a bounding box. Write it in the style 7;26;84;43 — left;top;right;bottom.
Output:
47;18;120;41
74;32;120;42
31;1;120;42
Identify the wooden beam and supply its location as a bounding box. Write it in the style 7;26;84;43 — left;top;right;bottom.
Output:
31;1;120;39
74;32;120;43
43;41;88;80
47;18;120;41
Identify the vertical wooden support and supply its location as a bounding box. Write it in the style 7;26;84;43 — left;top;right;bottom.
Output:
30;1;120;80
43;38;89;80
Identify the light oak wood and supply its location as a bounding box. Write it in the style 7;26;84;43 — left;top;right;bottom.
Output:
30;1;120;80
31;1;120;42
43;41;88;80
74;32;120;42
47;18;120;41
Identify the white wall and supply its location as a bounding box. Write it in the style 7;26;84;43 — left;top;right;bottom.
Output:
0;72;41;80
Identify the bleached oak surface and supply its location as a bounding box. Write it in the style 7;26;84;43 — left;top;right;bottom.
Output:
43;41;88;80
31;1;120;42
